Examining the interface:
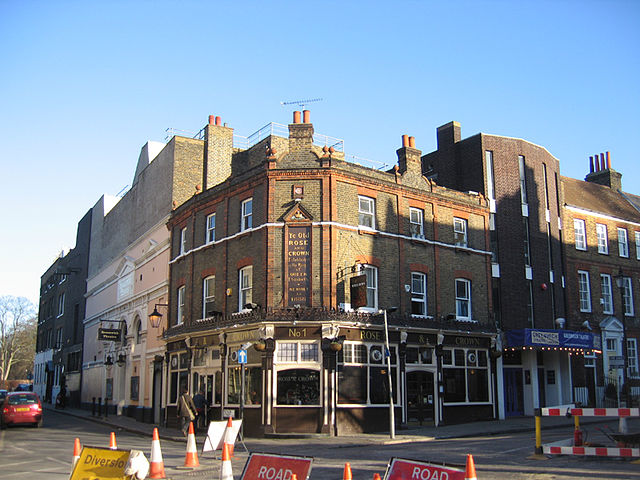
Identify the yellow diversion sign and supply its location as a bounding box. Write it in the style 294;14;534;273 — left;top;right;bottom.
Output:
70;446;130;480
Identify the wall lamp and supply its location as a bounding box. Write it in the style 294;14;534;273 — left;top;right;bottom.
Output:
116;353;126;367
149;303;169;328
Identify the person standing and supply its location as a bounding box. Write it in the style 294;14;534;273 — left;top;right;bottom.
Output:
192;390;206;431
177;386;197;436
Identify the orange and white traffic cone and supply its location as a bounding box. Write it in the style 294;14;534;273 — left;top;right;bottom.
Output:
109;432;117;450
220;442;233;480
148;427;166;479
465;454;477;480
373;474;382;480
184;421;200;468
223;417;235;458
343;462;353;480
291;474;298;480
71;438;81;469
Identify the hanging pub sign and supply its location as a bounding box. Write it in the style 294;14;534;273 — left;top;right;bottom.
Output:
286;226;311;307
350;274;367;309
98;328;122;342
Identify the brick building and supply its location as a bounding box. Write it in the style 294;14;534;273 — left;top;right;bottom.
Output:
562;153;640;406
35;208;91;407
423;122;598;418
159;113;499;435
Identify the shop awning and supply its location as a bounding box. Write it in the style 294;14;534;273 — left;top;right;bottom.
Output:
505;328;600;351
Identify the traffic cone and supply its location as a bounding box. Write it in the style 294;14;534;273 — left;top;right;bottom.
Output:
72;438;81;469
343;462;353;480
220;442;233;480
149;427;166;479
184;421;200;468
465;454;477;480
223;417;235;458
109;432;117;450
373;474;381;480
291;475;298;480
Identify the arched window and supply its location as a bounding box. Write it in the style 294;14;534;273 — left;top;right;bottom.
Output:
134;316;142;344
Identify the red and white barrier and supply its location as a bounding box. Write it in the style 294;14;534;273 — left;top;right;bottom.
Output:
543;445;640;457
542;407;640;417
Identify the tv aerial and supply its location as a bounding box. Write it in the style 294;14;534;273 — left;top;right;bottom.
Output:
280;98;323;109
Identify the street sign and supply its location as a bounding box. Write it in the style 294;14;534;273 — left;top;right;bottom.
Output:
238;349;248;364
240;453;313;480
384;457;465;480
69;446;130;480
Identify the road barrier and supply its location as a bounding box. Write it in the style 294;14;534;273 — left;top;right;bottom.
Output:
534;405;640;458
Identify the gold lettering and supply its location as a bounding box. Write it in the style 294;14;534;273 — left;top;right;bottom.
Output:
360;330;382;341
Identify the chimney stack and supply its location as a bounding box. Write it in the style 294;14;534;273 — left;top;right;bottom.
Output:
289;110;314;151
585;151;622;191
397;134;422;175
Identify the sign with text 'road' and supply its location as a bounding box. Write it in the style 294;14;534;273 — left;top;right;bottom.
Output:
384;457;465;480
240;452;313;480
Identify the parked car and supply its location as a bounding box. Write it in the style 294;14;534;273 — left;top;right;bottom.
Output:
1;392;43;428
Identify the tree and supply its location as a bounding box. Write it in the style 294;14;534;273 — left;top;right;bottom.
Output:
0;296;37;381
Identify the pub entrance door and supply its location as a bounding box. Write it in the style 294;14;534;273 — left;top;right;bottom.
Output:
406;370;435;425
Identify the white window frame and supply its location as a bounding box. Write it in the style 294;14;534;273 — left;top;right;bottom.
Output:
596;224;608;254
485;150;495;201
578;270;591;312
606;338;617;352
453;217;468;247
358;265;378;312
518;155;528;205
57;293;65;317
574;219;586;251
600;274;613;314
455;278;471;320
239;266;253;312
276;341;319;364
203;275;215;318
618;228;629;257
206;213;216;244
180;227;187;255
628;338;639;377
622;276;634;316
636;231;640;260
241;198;253;231
409;207;424;238
358;196;375;229
177;285;185;325
411;272;427;317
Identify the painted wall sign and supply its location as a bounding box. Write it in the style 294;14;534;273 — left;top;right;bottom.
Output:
350;274;367;309
286;226;311;307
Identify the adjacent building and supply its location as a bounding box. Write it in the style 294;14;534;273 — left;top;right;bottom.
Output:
35;208;91;406
562;153;640;406
423;122;598;417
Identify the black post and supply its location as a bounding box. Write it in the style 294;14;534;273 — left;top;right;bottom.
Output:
92;397;96;416
98;397;102;416
105;398;109;417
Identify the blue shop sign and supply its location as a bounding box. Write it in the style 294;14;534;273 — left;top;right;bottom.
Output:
506;329;597;349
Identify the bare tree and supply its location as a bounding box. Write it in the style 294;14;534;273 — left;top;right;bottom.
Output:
0;296;36;381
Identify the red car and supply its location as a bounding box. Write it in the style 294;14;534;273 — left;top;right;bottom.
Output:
1;392;43;428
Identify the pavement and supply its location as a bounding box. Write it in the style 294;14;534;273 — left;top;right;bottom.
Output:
44;402;625;446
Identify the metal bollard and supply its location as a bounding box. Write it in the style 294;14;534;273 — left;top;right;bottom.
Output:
534;408;542;454
105;398;109;417
92;397;96;416
98;397;102;416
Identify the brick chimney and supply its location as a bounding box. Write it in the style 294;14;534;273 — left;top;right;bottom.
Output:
585;151;622;191
288;110;314;152
204;115;234;189
397;135;422;175
436;121;461;149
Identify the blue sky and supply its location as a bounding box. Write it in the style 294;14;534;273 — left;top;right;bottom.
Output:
1;0;639;306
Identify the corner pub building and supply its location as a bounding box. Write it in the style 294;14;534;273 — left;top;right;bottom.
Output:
158;111;499;436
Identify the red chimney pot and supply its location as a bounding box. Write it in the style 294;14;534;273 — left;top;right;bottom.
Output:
409;136;416;148
209;115;215;125
215;116;222;126
303;110;310;123
293;111;301;124
402;135;409;147
606;151;611;169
